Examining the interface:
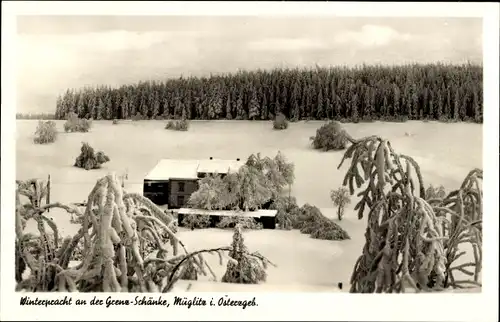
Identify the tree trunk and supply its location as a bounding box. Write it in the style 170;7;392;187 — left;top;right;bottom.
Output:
337;205;343;221
47;174;51;212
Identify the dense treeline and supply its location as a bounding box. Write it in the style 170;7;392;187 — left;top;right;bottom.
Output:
53;63;483;123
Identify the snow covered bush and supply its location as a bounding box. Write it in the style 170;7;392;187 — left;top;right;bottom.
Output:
64;112;92;133
165;119;189;131
178;119;189;130
132;112;143;121
310;121;350;151
33;120;58;144
165;120;176;130
74;142;110;170
273;113;288;130
216;216;263;230
181;214;211;230
297;204;350;240
270;196;301;230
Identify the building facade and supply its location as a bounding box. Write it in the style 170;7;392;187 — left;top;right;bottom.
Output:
168;178;199;208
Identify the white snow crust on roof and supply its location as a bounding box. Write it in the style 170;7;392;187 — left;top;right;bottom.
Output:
197;159;245;174
144;159;245;180
144;159;200;180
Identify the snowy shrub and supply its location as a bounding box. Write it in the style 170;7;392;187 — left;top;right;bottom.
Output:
181;214;211;230
132;112;143;121
165;119;189;131
384;115;409;123
112;119;119;125
33;120;58;144
297;204;350;240
74;142;110;170
307;221;351;240
165;120;175;130
273;113;288;130
221;225;268;284
64;112;92;133
310;121;349;151
216;216;263;230
178;119;189;131
270;196;301;230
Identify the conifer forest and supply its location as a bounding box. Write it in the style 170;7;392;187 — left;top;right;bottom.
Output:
52;63;483;123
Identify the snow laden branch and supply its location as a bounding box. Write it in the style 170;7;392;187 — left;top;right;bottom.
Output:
426;169;483;289
337;136;482;293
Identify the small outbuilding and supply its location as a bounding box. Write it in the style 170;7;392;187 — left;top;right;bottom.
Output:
177;208;277;230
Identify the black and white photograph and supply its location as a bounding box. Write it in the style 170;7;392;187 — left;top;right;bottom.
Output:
1;2;499;321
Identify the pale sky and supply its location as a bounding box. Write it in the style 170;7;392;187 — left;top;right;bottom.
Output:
16;16;483;114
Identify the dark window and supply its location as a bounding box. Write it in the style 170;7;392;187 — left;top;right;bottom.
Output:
177;195;185;206
178;182;185;192
144;182;153;193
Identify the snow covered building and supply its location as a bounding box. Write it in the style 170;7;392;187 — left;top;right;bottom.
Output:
143;158;244;209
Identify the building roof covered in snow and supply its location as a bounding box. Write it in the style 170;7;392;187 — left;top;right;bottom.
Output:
227;160;245;173
144;159;200;181
144;158;245;181
197;159;245;174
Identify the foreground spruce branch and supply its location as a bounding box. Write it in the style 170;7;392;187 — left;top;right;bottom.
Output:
338;136;482;293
